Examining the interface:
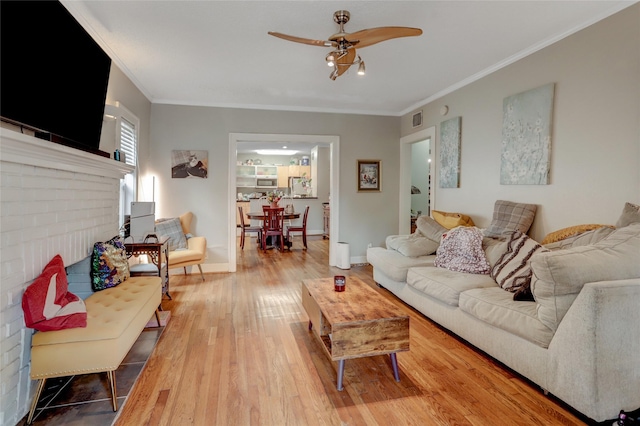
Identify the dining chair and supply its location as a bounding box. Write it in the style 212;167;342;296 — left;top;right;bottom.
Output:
238;206;262;250
261;206;285;251
286;205;310;249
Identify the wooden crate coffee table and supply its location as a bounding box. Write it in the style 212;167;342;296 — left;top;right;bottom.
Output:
301;277;410;390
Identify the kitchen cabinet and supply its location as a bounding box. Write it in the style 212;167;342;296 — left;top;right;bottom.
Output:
236;165;278;188
255;165;277;177
237;165;256;188
276;165;312;189
236;201;250;226
289;165;310;178
277;166;289;188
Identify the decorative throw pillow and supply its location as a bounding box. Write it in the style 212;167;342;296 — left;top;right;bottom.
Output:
484;200;537;239
91;236;130;291
22;254;87;331
615;202;640;228
490;231;547;301
434;227;490;274
541;224;614;245
431;210;475;229
387;233;439;257
415;215;447;243
155;217;187;251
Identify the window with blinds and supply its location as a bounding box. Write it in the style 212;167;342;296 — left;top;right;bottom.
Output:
112;103;139;220
120;117;137;167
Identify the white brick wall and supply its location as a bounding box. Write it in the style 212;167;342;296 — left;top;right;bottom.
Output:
0;128;133;425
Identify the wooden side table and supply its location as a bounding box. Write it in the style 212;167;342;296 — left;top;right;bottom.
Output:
125;235;171;301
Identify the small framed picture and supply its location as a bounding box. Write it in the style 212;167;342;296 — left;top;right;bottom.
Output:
357;160;381;192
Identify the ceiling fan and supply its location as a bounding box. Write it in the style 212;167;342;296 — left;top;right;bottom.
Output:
268;10;422;80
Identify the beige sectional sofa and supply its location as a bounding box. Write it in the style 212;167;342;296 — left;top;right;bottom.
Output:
366;206;640;422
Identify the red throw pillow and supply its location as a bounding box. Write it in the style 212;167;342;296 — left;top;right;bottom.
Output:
22;254;87;331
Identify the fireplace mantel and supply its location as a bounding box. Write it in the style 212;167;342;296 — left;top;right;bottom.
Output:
1;127;134;179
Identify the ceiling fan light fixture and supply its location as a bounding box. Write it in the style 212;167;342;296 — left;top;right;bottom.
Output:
268;10;422;80
325;53;335;67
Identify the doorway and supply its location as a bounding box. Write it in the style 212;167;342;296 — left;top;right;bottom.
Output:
228;133;340;272
399;126;436;234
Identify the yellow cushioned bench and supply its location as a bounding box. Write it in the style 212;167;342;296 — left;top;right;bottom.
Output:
27;276;162;424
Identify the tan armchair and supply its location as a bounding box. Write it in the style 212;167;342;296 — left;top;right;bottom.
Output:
168;212;206;281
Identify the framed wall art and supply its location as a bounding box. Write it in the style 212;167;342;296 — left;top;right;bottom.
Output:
439;116;461;188
171;150;208;179
357;160;381;192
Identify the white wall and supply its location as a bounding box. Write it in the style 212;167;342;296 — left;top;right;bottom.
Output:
0;130;133;425
401;4;640;242
0;60;151;426
149;106;400;266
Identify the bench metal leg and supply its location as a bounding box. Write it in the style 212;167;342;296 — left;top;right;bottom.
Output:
155;309;162;327
107;370;118;411
27;378;46;424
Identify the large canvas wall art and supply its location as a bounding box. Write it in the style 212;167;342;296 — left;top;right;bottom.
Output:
439;116;461;188
501;83;554;185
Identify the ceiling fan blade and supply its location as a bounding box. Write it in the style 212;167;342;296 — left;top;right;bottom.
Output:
347;27;422;48
268;32;336;47
335;48;356;77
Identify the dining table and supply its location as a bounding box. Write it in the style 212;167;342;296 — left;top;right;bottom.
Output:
246;210;301;249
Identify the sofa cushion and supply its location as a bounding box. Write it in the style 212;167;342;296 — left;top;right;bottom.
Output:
366;246;435;283
543;226;615;251
22;254;87;332
416;215;447;242
484;200;537;239
531;223;640;332
616;202;640;228
435;227;490;274
408;266;496;306
432;210;475;229
155;217;187;251
386;233;439;257
491;231;547;295
459;287;554;348
170;247;205;264
541;224;614;245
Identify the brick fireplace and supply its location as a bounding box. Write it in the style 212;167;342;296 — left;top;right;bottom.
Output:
0;127;133;424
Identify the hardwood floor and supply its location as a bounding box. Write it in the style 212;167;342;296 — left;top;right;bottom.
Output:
113;236;592;426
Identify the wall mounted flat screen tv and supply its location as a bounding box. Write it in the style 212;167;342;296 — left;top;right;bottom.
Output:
1;0;112;157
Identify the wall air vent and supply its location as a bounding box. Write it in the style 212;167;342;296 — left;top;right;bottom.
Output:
412;110;423;128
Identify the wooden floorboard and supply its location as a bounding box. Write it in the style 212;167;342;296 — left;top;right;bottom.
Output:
114;236;592;426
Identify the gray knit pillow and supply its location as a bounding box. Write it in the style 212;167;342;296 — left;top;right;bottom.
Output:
484;200;537;239
155;217;187;251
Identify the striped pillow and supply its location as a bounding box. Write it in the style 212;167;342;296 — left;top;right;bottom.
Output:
491;231;547;296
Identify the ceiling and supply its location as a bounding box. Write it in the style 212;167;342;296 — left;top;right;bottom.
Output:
63;1;633;120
